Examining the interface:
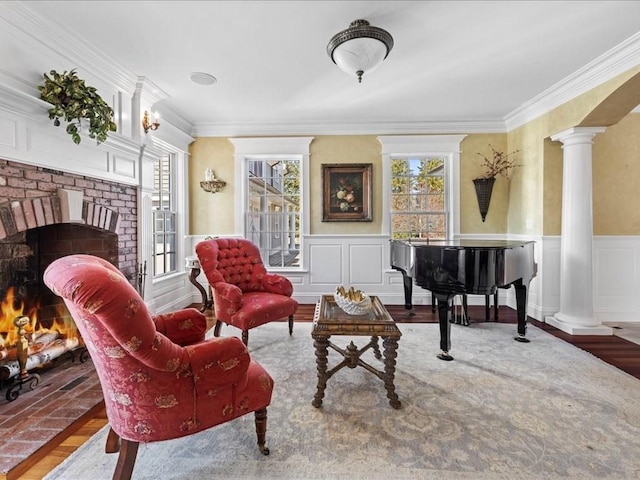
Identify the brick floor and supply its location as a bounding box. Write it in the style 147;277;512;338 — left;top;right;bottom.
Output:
0;352;101;477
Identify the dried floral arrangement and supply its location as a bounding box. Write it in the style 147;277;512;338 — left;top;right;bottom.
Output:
476;145;521;179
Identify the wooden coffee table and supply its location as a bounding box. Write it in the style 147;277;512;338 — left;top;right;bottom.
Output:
311;295;402;409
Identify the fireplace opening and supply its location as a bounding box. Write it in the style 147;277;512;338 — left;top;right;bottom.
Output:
0;223;118;400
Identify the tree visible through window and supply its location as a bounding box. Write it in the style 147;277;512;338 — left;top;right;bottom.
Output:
152;154;177;276
391;156;446;240
246;158;300;267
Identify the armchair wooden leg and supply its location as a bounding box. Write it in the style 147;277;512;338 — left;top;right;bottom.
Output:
112;438;139;480
254;408;269;455
105;429;139;480
105;427;120;453
242;330;249;346
288;315;294;336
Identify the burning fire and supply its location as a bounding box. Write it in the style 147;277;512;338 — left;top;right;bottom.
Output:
0;286;80;360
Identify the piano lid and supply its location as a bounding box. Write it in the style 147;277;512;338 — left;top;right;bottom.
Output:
392;239;534;250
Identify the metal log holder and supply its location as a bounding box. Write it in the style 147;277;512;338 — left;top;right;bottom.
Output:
5;316;41;402
3;316;90;402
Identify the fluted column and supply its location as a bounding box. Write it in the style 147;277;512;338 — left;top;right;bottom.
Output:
546;127;612;335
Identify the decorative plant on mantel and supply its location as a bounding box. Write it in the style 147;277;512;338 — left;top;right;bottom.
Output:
37;69;117;145
473;145;521;222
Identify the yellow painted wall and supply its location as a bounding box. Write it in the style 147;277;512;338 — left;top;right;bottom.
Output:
460;134;509;233
188;65;640;239
189;137;236;235
508;65;640;235
189;133;513;237
310;136;381;235
593;112;640;235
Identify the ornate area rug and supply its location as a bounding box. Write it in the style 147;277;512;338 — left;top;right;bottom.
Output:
45;322;640;480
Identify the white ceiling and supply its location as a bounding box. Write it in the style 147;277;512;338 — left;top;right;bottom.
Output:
2;1;640;136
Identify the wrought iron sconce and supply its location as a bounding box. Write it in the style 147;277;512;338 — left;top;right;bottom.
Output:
200;168;227;193
142;110;160;133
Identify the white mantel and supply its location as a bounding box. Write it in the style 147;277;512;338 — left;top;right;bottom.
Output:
0;81;195;315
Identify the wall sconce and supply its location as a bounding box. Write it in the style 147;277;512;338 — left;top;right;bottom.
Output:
142;110;160;134
200;168;227;193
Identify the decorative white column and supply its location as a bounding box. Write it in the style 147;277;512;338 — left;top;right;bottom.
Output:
546;127;613;335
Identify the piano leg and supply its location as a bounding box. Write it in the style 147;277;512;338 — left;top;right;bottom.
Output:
400;272;416;317
435;293;454;361
513;280;530;343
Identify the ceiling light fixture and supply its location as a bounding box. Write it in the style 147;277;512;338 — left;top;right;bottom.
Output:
327;19;394;83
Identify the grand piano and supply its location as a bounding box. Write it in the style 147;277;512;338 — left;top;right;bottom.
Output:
390;239;536;361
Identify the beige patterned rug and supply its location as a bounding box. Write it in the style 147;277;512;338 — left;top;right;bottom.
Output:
45;322;640;479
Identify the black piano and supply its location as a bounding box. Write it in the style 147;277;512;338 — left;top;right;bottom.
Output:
390;239;536;361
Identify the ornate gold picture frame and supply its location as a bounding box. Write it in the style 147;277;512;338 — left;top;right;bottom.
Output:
322;163;372;222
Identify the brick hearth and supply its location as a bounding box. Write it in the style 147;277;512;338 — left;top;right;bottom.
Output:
0;357;101;479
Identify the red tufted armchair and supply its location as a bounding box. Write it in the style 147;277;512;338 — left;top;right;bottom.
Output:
44;254;273;480
195;238;298;346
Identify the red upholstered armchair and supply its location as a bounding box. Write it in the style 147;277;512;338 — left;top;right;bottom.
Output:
195;238;298;346
43;254;273;480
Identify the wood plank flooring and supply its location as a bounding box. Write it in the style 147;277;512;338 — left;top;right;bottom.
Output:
15;303;640;479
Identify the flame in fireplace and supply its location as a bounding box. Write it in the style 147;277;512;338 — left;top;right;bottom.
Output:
0;286;80;357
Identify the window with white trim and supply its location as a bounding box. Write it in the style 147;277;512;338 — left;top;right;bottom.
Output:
152;153;177;276
246;157;301;267
230;137;312;270
379;135;466;241
390;156;447;239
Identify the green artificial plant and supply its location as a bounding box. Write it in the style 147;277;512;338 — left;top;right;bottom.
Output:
37;69;117;145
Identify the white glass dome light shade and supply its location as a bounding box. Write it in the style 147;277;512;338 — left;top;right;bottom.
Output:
332;37;388;81
327;19;394;83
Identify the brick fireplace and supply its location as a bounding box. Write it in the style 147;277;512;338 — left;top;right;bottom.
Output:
0;158;138;381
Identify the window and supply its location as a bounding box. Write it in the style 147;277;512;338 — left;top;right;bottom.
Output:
379;135;466;240
390;156;446;239
246;158;301;267
152;154;176;276
230;137;312;270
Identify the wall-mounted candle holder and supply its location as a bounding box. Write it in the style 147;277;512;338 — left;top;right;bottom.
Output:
200;168;227;193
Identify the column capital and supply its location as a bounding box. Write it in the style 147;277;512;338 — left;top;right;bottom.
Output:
551;126;606;145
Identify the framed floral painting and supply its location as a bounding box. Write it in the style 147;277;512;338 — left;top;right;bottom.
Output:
322;163;372;222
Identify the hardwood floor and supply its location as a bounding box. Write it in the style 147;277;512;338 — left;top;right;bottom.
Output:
15;303;640;479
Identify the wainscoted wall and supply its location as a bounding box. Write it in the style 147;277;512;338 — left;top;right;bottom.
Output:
538;236;640;323
187;234;640;324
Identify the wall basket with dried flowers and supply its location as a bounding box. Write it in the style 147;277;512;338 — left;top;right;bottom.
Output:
473;145;521;222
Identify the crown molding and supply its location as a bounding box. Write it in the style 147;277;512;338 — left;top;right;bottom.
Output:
5;2;636;140
504;32;640;131
192;118;507;137
1;2;138;94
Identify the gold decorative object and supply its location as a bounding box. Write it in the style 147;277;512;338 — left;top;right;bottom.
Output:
334;285;372;315
200;168;226;193
200;179;227;193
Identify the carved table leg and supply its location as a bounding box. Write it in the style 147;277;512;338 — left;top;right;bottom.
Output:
382;336;401;409
188;266;213;312
312;335;330;408
371;335;382;360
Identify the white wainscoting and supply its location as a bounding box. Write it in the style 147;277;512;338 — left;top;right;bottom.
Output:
539;236;640;323
185;234;640;324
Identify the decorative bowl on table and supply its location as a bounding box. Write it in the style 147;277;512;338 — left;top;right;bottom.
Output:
334;285;372;315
